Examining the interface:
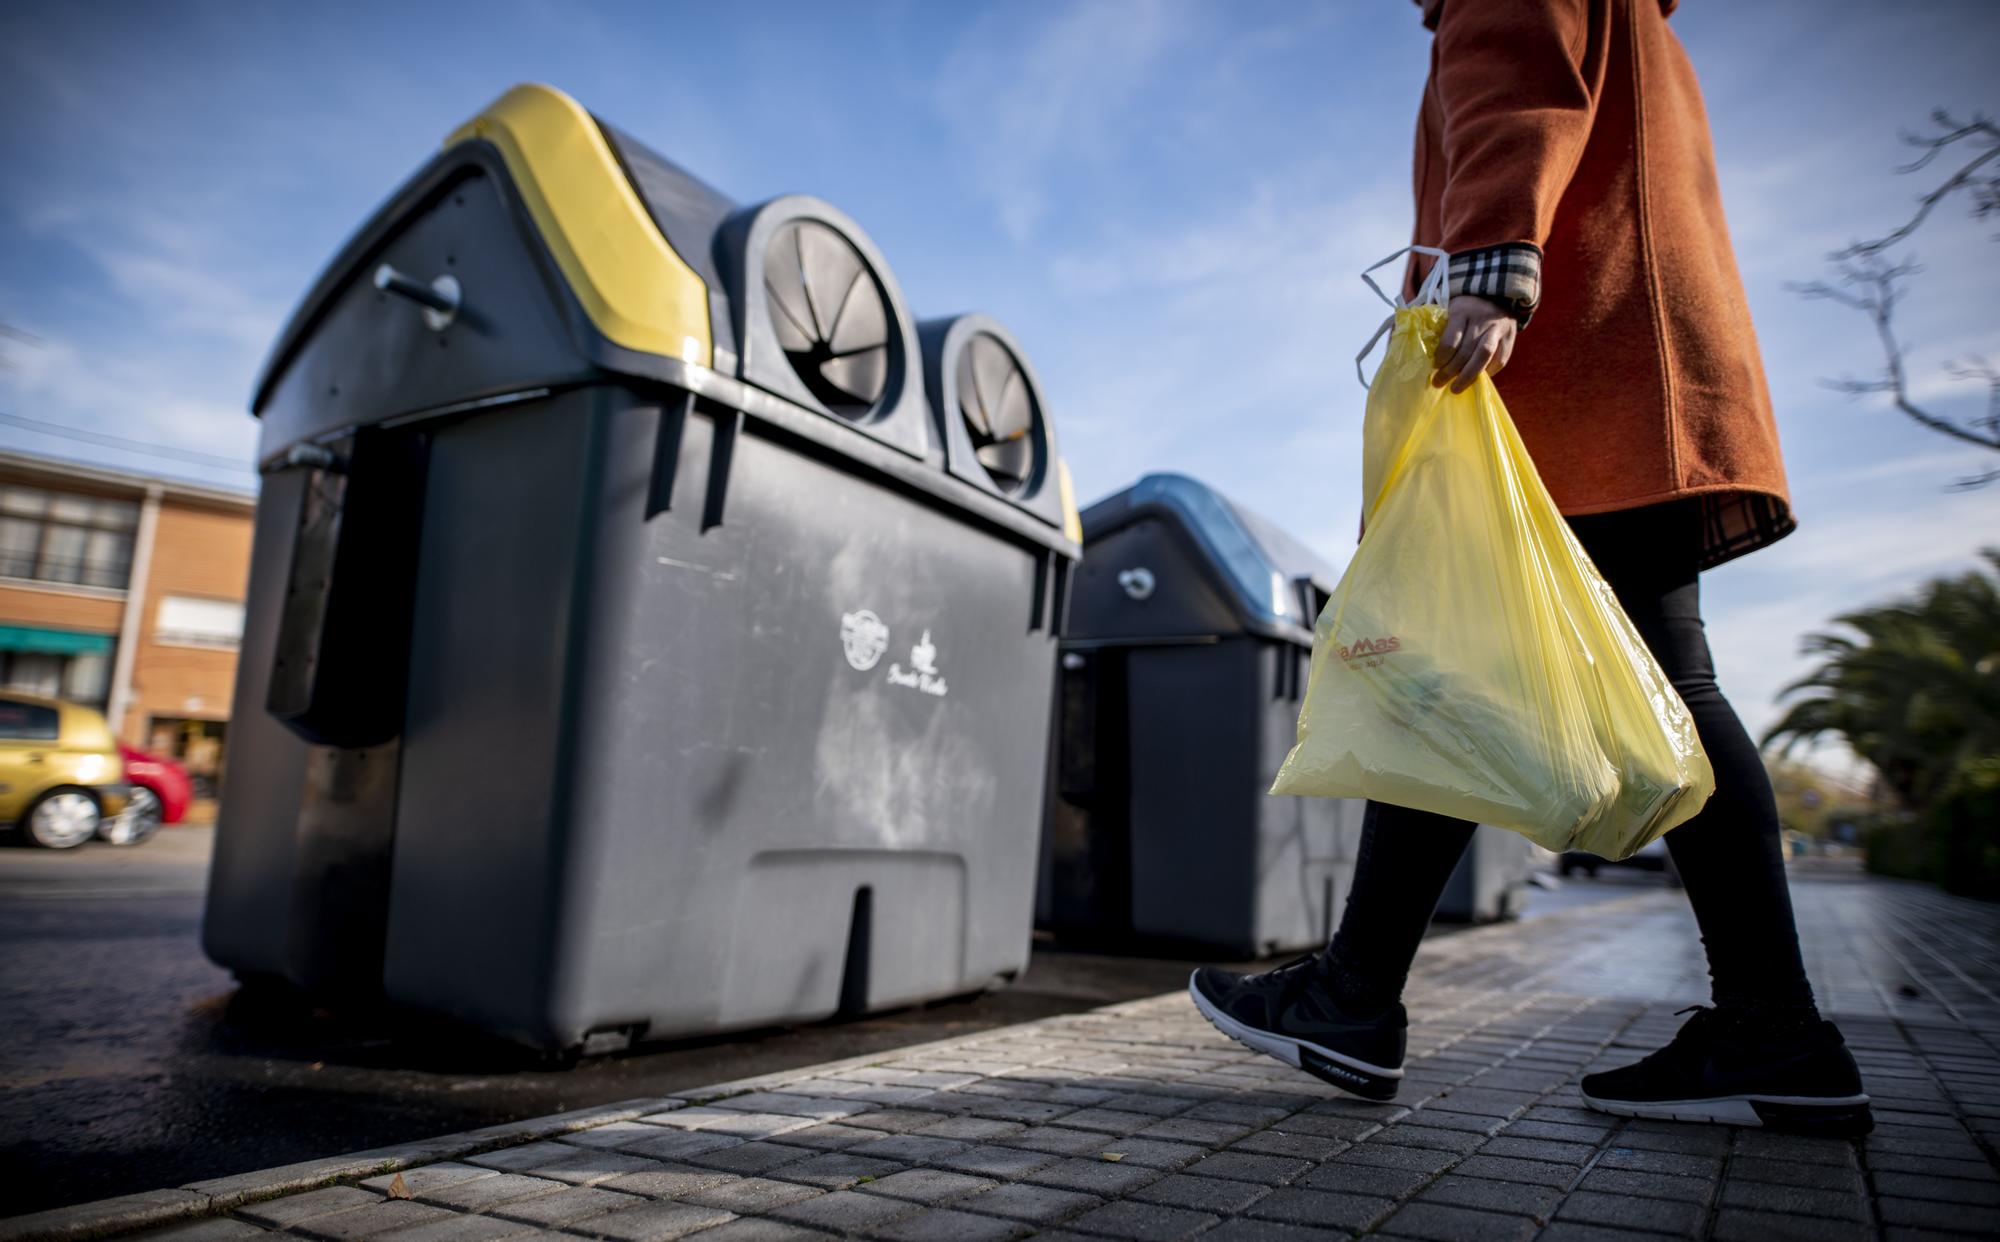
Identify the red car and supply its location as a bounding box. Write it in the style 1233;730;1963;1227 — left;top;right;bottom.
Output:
103;745;193;844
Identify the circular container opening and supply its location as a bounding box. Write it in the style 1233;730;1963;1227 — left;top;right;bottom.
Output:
763;219;893;420
956;332;1042;496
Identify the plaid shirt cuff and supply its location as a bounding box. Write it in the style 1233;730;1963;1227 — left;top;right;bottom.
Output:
1448;243;1542;326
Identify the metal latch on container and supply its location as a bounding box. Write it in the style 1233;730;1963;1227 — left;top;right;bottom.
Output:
1118;567;1156;601
276;443;349;473
373;263;461;331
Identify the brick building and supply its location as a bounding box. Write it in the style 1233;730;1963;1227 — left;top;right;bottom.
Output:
0;450;254;800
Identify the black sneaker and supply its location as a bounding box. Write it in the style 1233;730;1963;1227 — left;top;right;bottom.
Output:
1188;955;1405;1101
1581;1006;1873;1136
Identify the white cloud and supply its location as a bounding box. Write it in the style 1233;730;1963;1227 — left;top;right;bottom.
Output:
933;0;1191;243
0;326;257;484
89;246;286;358
1045;167;1413;550
1706;479;2000;749
0;96;294;483
1819;446;2000;487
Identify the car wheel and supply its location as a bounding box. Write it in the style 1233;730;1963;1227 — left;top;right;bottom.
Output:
102;786;163;846
25;789;102;850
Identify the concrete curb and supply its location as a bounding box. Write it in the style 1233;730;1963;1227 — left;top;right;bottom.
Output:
0;993;1102;1242
668;1008;1080;1104
0;1099;676;1242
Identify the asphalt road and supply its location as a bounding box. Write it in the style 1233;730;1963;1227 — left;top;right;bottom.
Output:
0;826;1649;1217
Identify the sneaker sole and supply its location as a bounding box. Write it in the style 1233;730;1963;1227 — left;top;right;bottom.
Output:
1187;970;1402;1102
1581;1089;1874;1136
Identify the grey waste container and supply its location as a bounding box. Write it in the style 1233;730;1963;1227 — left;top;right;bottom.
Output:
203;83;1081;1054
1038;474;1364;957
1435;825;1534;922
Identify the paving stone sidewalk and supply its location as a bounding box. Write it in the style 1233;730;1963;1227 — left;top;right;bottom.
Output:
7;870;1998;1242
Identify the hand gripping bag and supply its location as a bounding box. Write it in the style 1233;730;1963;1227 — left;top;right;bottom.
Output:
1270;248;1714;859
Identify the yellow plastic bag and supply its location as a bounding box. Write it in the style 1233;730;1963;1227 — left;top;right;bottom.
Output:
1270;248;1713;859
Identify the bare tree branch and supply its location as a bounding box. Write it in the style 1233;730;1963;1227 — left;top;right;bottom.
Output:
1943;356;2000;441
1849;261;2000;453
1819;377;1895;395
1796;258;2000;456
1833;110;2000;260
1892;109;1993;173
1796;110;2000;488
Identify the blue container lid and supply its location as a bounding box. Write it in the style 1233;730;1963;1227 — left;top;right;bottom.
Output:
1081;473;1341;632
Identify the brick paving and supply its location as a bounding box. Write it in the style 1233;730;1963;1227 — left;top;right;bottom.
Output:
7;869;1998;1241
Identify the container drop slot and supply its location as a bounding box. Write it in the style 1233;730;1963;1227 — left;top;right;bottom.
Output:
267;430;429;748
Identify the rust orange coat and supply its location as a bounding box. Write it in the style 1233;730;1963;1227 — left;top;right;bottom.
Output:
1411;0;1793;568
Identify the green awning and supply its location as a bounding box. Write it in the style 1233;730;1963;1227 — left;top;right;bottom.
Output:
0;625;113;656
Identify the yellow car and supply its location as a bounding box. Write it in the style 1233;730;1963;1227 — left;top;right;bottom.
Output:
0;692;132;850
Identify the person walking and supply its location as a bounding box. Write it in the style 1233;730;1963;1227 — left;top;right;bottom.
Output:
1188;0;1872;1135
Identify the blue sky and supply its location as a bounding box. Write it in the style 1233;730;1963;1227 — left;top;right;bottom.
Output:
3;0;1997;755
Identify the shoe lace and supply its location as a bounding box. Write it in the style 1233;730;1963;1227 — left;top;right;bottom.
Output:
1245;953;1327;1009
1639;1004;1720;1068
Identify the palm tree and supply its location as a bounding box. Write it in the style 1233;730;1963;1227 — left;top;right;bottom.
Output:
1764;552;2000;894
1763;550;2000;806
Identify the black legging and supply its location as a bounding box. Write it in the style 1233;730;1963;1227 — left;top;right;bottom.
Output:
1322;500;1816;1016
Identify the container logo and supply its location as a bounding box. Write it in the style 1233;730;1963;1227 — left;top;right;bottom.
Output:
840;609;890;671
887;629;949;698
